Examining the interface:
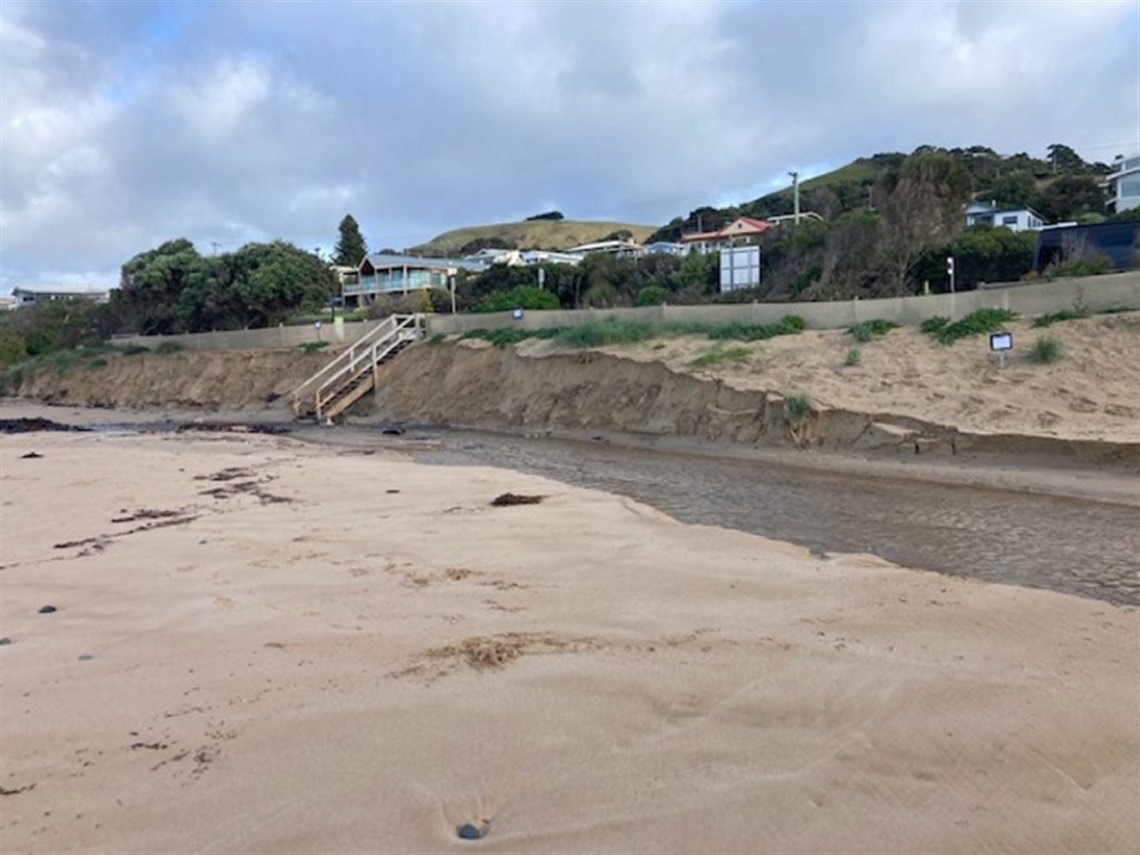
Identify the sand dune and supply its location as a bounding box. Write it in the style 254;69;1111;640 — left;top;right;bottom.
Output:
1;420;1137;854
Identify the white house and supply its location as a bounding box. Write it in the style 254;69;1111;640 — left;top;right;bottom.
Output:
964;202;1045;231
642;242;688;255
1103;152;1140;214
564;239;645;258
11;284;112;307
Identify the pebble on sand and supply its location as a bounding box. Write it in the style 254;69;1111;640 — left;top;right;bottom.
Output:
38;605;58;614
457;822;489;840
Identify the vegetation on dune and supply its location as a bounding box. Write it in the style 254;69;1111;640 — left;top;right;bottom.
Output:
845;347;862;366
1032;310;1088;328
692;345;751;366
1029;335;1064;364
457;315;806;349
848;319;899;342
929;308;1017;345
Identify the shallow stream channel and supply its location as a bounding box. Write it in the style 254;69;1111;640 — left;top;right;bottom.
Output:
296;423;1139;608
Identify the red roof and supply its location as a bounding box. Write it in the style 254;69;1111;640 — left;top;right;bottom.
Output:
680;217;773;243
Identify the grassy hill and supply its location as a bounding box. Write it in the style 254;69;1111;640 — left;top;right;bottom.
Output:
407;220;657;257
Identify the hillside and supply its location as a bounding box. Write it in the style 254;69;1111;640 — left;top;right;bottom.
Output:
407;219;657;256
646;144;1115;244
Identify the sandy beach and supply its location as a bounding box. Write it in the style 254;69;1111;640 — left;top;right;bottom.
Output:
1;409;1137;854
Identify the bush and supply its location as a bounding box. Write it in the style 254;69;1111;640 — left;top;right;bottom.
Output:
845;347;861;366
155;341;184;354
123;345;150;355
1029;335;1063;364
428;333;447;345
635;285;670;307
920;316;950;334
300;341;330;353
692;345;750;366
781;314;806;331
848;319;898;342
474;286;560;313
784;393;813;427
931;308;1017;345
86;358;108;369
1032;310;1087;328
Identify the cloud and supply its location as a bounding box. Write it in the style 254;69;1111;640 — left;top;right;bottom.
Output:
1;0;1136;293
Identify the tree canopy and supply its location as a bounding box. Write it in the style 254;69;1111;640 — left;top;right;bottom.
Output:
112;239;337;334
333;214;369;266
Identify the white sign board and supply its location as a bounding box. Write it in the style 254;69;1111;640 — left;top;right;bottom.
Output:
719;245;761;293
989;332;1012;351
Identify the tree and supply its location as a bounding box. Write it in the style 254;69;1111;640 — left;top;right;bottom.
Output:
333;214;369;266
1046;143;1087;174
875;153;972;293
1036;175;1107;223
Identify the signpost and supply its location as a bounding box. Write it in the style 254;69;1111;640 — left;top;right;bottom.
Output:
947;256;956;294
990;331;1012;368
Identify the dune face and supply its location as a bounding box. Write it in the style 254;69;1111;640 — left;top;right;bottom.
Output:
1;422;1137;854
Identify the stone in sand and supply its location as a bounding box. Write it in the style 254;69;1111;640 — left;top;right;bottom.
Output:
38;605;57;614
457;822;489;840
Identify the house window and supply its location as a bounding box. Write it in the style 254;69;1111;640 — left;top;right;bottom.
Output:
1002;215;1018;226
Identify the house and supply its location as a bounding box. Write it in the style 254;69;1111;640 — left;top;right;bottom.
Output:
345;254;485;307
1033;221;1140;271
679;216;774;253
964;201;1045;231
463;248;521;266
1103;152;1140;214
642;242;688;255
0;295;16;312
519;250;584;266
564;239;645;258
11;284;112;307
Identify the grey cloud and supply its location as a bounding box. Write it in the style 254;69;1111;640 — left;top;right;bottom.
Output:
1;0;1136;292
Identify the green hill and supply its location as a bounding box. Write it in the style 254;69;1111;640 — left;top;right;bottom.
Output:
646;144;1114;243
407;220;657;257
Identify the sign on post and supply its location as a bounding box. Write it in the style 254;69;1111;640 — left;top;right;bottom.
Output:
946;256;956;294
990;331;1012;368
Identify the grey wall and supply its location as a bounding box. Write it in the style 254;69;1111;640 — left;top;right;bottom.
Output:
111;272;1140;350
424;272;1140;336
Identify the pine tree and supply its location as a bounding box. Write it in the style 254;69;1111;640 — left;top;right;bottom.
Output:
333;215;368;266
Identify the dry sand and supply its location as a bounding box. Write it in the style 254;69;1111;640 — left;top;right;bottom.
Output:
1;414;1137;854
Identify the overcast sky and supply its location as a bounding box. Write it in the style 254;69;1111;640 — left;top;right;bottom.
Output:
1;0;1137;293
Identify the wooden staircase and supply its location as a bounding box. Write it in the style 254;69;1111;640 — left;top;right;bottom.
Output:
290;314;423;421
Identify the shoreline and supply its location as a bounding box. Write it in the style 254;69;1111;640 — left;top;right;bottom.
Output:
1;419;1137;854
6;397;1137;508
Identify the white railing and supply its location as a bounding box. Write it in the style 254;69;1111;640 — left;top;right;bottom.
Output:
290;314;422;417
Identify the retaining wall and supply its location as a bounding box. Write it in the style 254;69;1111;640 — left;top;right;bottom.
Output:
112;272;1140;350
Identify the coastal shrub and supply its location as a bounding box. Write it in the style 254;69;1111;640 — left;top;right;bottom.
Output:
1029;335;1063;364
428;333;447;345
155;341;184;354
634;285;669;307
474;286;559;313
848;319;898;342
784;393;813;427
692;345;750;367
1032;310;1087;328
706;317;804;342
123;345;150;355
300;341;330;353
1043;256;1112;280
86;358;108;369
781;315;806;331
932;308;1017;345
920;316;949;334
845;347;861;366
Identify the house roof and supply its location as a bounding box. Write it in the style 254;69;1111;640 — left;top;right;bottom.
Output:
679;216;773;243
13;283;111;295
360;254;485;272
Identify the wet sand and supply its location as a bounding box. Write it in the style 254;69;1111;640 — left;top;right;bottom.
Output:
1;414;1137;854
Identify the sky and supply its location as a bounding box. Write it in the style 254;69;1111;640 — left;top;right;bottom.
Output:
1;0;1138;294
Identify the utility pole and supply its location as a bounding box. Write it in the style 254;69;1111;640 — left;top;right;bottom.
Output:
788;171;800;225
210;241;221;256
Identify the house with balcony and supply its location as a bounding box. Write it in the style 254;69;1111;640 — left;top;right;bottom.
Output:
1103;152;1140;214
564;239;645;258
678;216;774;253
964;201;1045;231
344;254;485;308
11;284;113;307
